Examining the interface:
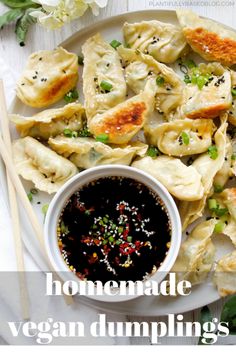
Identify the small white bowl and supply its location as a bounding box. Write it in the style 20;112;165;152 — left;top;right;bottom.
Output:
44;165;182;302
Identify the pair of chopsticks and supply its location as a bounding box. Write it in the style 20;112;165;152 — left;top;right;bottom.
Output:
0;80;30;319
0;81;73;318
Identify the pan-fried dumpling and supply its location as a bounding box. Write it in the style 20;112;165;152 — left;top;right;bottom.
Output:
145;119;214;157
117;46;184;117
48;136;148;169
132;155;204;201
177;9;236;66
171;219;216;285
123;20;188;64
213;251;236;297
82;33;127;121
179;117;227;229
213;137;233;188
16;47;79;108
88;79;156;145
10;103;85;140
176;63;232;119
12;137;77;194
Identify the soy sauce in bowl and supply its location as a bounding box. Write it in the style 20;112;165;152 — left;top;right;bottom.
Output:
57;176;171;284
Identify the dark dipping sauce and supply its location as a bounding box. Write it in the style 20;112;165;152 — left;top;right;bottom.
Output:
58;177;171;284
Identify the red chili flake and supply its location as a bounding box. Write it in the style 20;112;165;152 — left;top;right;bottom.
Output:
119;204;125;213
94;239;100;246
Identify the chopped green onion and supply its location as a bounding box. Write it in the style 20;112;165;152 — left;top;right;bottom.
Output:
78;55;84;65
85;210;91;216
118;226;123;234
64;88;79;103
208;198;217;210
231;88;236;97
61;221;69;235
156;76;165;86
100;80;113;92
115;240;122;245
27;192;33;202
231;154;236;160
181;131;190;145
72;131;78;138
185;59;197;69
214;184;224;193
197;75;209;90
78;128;92;137
108;236;114;243
214;221;225;234
147;146;160;158
214;207;228;217
30;188;38;195
63;129;73;137
127;236;133;243
184;74;191;84
95;133;109;143
208;146;218;160
103;216;109;223
42;204;49;216
111;224;117;230
102;239;108;245
110;39;122;49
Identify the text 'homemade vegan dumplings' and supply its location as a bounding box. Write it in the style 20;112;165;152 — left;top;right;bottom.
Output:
145;119;214;157
48;136;148;169
177;9;236;66
132;155;204;201
82;33;127;121
12;137;77;194
10;103;85;140
88;79;156;145
118;46;184;116
123;20;188;63
177;63;232;119
16;47;79;108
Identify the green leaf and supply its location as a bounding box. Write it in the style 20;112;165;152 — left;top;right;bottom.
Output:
181;131;190;145
64;88;79;103
95;133;109;143
0;0;39;9
15;8;36;46
0;8;23;29
221;296;236;335
198;306;213;345
147;146;160;158
208;145;218;160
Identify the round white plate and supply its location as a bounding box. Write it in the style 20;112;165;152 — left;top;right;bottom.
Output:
4;9;236;315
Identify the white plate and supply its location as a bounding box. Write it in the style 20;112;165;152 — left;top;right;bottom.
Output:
3;9;236;315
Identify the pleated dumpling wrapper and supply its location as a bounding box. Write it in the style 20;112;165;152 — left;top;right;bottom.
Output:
179;116;227;229
132;155;204;201
123;20;188;63
10;103;85;140
171;219;217;286
177;9;236;66
88;79;156;145
48;136;148;169
16;47;79;108
13;137;77;194
176;63;232;119
145;118;215;157
82;33;127;121
117;46;184;117
214;251;236;297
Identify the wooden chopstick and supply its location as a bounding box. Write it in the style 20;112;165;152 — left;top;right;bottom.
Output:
0;82;73;305
0;80;30;320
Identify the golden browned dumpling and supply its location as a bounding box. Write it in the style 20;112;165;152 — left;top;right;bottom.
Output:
16;47;79;108
177;9;236;66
